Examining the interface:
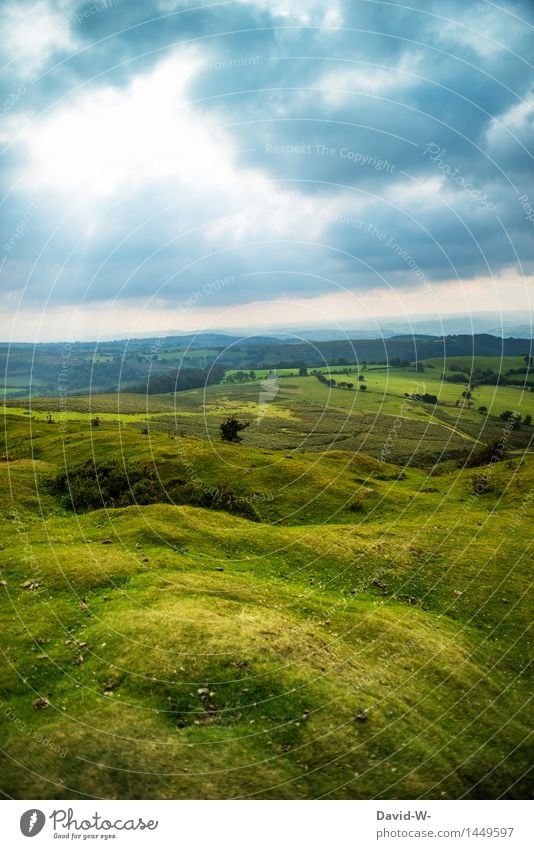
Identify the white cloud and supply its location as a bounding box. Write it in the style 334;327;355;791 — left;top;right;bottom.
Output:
434;5;513;58
16;47;332;247
2;1;77;78
19;49;232;198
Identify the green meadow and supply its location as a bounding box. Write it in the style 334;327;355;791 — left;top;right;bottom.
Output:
0;364;532;799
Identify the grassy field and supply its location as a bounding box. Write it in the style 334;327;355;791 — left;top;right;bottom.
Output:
223;364;373;379
0;393;532;799
4;366;534;467
422;355;530;374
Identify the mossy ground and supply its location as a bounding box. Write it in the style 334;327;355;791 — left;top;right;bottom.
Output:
0;392;532;799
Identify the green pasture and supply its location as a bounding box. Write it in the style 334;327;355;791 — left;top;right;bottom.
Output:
0;410;532;798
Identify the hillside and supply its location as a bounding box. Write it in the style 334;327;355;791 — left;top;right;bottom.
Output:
2;333;532;398
0;412;532;799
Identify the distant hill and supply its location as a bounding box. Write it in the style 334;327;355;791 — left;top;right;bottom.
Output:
1;333;532;398
213;333;533;369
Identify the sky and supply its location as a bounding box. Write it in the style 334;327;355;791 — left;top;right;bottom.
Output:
0;0;533;341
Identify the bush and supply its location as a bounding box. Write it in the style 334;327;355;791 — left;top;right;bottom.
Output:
472;473;490;494
49;459;260;521
49;459;165;512
195;483;260;521
499;410;521;430
464;440;507;469
409;392;438;404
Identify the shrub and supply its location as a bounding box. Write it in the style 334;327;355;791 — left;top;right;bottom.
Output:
49;458;164;512
409;392;438;404
49;459;260;521
472;473;490;494
499;410;521;430
464;440;507;469
195;483;260;521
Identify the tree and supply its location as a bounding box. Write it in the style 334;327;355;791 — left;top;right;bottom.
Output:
499;410;521;430
298;366;308;377
220;415;250;443
90;416;101;427
478;406;487;413
524;414;532;426
358;374;365;382
360;384;368;391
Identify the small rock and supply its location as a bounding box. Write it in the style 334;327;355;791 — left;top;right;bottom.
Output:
101;539;112;545
21;581;39;590
32;697;49;710
373;579;386;589
0;580;7;587
355;710;368;722
214;567;224;572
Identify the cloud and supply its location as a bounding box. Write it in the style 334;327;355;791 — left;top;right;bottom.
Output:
0;0;532;337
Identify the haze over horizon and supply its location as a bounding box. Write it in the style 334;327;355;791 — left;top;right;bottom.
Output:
1;0;533;342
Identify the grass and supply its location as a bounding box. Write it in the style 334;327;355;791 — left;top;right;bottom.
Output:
0;408;532;799
422;355;530;374
4;366;534;467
